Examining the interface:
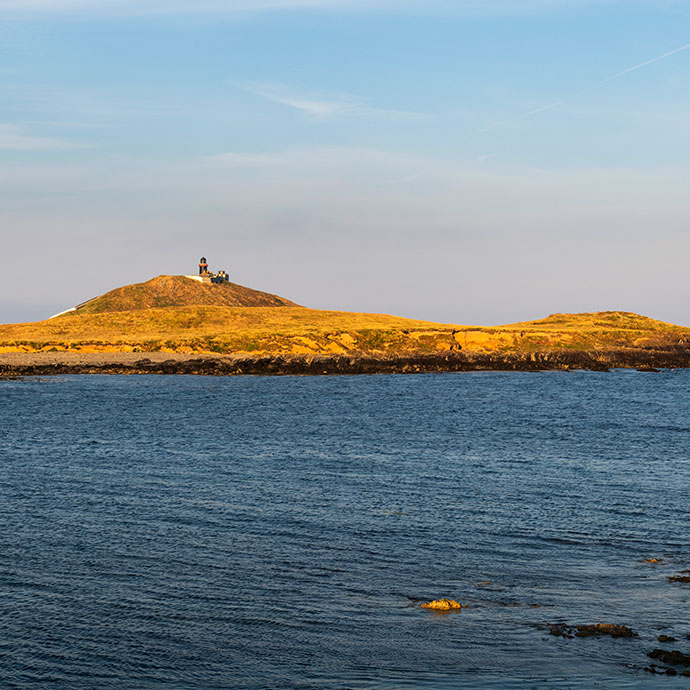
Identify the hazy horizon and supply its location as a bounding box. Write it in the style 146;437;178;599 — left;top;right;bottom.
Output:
3;0;689;326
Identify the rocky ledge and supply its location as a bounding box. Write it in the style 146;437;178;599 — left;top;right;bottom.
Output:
2;345;690;378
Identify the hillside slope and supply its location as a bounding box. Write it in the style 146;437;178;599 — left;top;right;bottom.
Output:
74;275;299;313
0;306;688;357
0;306;456;354
460;310;690;352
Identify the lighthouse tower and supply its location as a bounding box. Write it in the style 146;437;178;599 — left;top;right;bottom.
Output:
186;257;229;284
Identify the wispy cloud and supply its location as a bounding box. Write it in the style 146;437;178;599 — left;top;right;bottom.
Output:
477;150;509;161
205;151;284;166
234;81;424;121
236;82;354;118
0;124;77;150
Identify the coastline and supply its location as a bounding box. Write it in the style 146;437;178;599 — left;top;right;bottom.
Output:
3;346;690;376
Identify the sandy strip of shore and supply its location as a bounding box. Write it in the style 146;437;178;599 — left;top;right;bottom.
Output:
0;352;226;366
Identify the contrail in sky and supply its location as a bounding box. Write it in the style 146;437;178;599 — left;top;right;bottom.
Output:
477;42;690;133
585;42;690;91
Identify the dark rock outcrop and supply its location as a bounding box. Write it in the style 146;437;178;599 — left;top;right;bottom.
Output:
3;345;690;378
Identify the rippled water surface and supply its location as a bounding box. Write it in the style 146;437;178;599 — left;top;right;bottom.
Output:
3;371;690;688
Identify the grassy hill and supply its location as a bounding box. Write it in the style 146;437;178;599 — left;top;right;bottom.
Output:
0;303;687;356
459;311;690;353
73;275;299;313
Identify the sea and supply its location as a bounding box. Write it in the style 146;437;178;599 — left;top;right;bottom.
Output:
2;371;690;689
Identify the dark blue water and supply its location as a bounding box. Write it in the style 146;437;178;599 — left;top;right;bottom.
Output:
2;371;690;689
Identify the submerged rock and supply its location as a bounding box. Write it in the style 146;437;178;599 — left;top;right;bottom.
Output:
576;623;636;638
547;623;635;638
643;664;678;676
667;570;690;583
648;649;690;666
643;664;690;676
420;598;467;611
658;635;678;643
547;624;575;639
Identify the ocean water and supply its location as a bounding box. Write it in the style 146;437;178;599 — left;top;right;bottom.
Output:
2;371;690;689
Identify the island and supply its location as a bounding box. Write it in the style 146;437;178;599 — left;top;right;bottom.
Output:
1;259;689;376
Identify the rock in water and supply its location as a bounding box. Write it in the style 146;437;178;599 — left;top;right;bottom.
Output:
420;599;466;610
575;623;636;638
658;635;678;643
648;649;690;666
548;623;635;638
667;570;690;583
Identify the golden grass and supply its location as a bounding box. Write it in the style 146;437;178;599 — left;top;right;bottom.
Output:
0;306;457;354
0;307;687;355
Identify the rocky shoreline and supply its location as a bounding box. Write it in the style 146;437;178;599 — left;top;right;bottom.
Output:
3;345;690;377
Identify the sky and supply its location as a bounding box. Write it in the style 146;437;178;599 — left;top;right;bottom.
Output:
2;0;689;325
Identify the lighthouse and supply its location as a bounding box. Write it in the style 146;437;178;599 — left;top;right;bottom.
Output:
186;257;230;284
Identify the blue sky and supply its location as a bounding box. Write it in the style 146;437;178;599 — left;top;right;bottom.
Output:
2;0;689;324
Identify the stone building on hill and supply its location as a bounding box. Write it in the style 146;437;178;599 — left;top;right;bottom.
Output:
185;257;230;284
